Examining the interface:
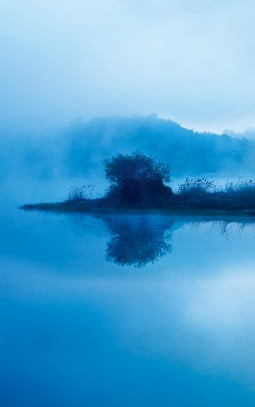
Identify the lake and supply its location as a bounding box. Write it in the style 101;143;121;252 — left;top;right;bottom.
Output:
2;192;255;406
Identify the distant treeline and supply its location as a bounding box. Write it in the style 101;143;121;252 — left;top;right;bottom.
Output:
1;116;255;181
64;116;255;177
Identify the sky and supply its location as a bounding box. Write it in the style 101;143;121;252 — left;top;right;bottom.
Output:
0;0;255;134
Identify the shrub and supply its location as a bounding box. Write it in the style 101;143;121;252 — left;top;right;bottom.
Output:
104;152;173;206
178;178;215;196
67;185;95;201
225;178;255;194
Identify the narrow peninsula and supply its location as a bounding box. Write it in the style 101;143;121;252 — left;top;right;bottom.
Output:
21;152;255;216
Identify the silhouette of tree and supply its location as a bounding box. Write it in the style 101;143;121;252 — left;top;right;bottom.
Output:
104;152;173;207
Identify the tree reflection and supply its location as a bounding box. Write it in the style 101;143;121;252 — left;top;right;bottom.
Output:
101;214;173;267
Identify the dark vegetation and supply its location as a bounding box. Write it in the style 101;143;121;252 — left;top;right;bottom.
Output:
22;152;255;214
104;152;173;207
175;177;255;211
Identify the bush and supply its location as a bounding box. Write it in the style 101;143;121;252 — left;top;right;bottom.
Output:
225;178;255;194
104;152;173;207
67;185;95;201
178;178;215;196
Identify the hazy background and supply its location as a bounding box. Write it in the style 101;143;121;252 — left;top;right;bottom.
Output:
1;0;255;134
3;5;255;404
1;0;255;203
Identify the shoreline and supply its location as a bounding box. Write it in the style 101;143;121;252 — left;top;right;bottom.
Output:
20;201;255;218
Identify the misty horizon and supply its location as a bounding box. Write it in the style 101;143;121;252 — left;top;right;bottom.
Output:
2;2;255;406
1;0;255;134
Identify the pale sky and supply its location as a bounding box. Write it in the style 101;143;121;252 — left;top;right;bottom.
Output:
1;0;255;134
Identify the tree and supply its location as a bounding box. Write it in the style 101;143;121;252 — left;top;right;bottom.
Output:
104;152;173;207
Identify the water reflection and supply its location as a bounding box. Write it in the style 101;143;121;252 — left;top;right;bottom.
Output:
4;206;255;406
101;214;173;267
93;214;255;268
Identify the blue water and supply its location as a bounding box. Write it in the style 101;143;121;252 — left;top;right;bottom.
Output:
2;197;255;405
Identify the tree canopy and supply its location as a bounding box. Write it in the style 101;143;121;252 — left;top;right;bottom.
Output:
104;152;172;207
105;152;170;184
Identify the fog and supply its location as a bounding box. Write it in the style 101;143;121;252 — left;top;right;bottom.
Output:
3;3;255;405
2;116;255;206
1;0;255;133
1;1;255;203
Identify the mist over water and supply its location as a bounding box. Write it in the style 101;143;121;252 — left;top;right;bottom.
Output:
2;0;255;403
2;113;255;405
2;116;255;209
2;198;255;405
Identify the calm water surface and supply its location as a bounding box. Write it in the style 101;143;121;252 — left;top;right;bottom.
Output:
2;194;255;406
